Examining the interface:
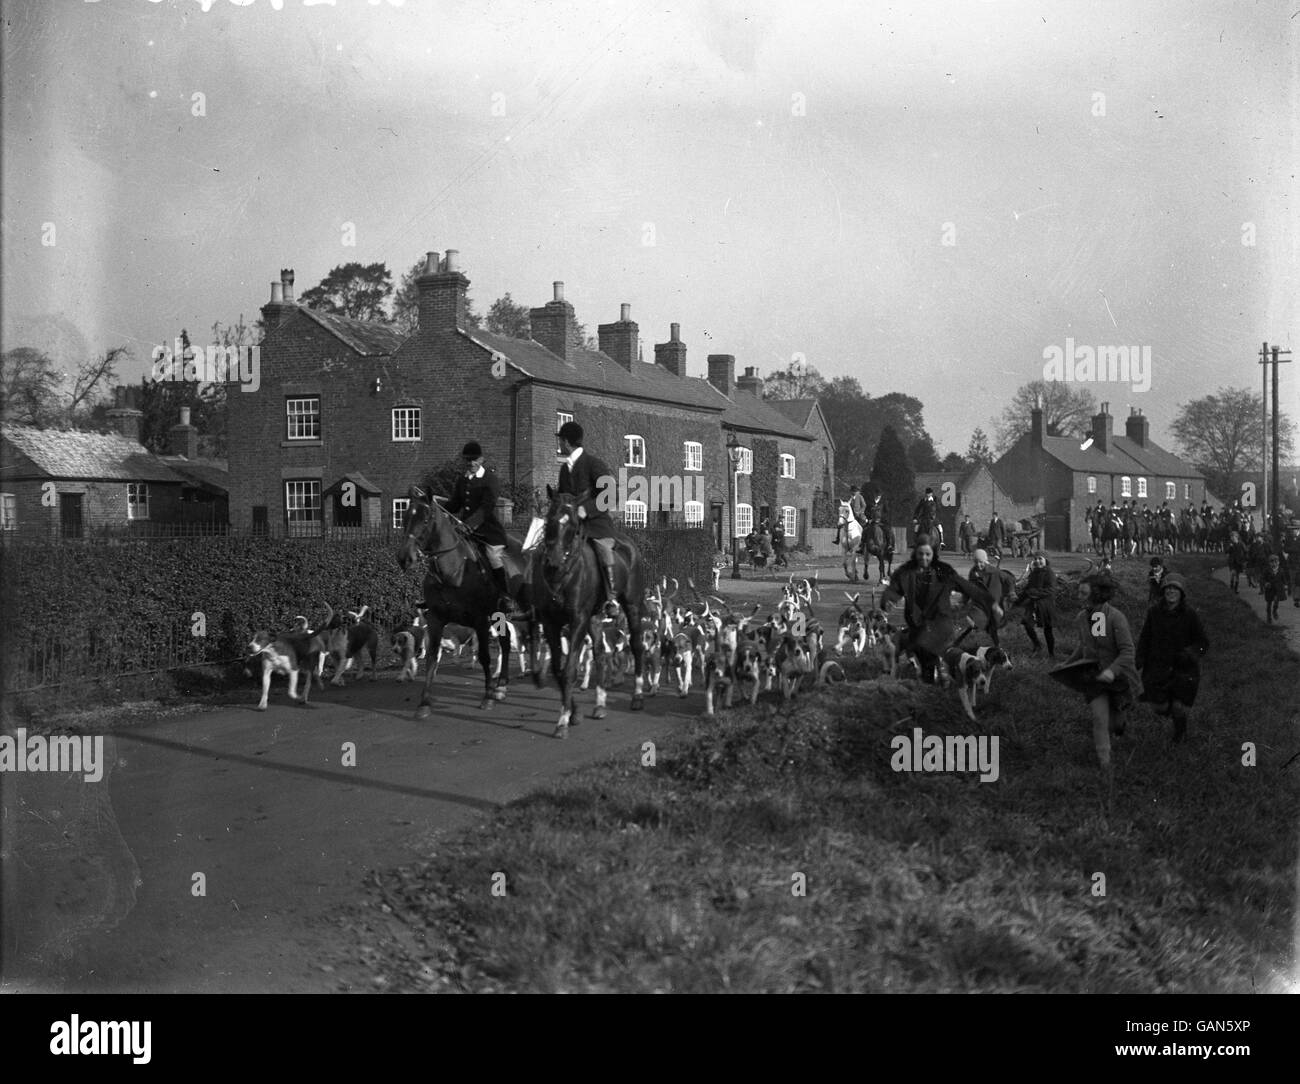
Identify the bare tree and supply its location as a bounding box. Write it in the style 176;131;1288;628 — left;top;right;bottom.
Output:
0;347;64;426
995;380;1097;453
1171;386;1295;497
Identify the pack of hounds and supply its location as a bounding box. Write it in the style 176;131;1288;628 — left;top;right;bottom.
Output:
244;572;1010;724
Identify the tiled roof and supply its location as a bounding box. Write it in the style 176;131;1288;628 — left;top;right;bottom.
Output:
717;389;815;440
158;456;229;492
768;399;816;427
297;307;406;356
1039;433;1201;478
2;424;183;482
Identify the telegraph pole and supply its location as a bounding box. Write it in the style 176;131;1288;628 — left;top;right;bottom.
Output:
1259;342;1292;544
1260;342;1269;530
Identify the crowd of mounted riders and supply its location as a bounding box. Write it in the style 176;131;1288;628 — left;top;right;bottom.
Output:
1084;497;1275;558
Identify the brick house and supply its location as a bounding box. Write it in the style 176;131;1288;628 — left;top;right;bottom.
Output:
991;403;1207;551
0;406;227;540
913;465;1041;549
226;252;833;547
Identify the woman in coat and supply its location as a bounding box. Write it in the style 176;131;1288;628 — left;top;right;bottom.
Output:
1060;569;1142;786
1136;572;1208;742
1018;553;1058;656
881;533;993;682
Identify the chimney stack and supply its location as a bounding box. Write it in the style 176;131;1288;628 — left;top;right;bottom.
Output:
1091;401;1113;454
530;281;580;363
735;365;763;397
169;406;199;459
262;274;294;327
597;302;638;371
654;323;687;377
707;354;736;398
107;403;144;443
1030;406;1044;448
1125;406;1150;448
281;268;295;304
416;247;470;333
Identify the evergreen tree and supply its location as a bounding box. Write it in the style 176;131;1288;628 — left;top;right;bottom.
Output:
965;426;993;467
868;425;915;530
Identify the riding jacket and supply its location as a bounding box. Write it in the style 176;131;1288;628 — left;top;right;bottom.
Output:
445;465;508;546
557;446;617;540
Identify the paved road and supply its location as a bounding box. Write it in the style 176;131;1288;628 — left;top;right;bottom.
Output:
2;551;1097;993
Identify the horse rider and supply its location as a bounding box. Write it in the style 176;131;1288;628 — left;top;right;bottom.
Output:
912;487;938;537
444;440;514;614
848;485;868;542
556;420;622;617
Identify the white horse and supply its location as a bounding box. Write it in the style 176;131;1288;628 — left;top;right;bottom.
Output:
836;501;864;582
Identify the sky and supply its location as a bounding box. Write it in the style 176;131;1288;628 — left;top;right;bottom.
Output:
2;0;1296;456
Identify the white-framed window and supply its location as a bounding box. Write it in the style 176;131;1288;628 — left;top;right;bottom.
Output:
286;397;320;440
623;499;647;528
734;447;753;475
1120;476;1132;498
555;412;573;457
392;498;410;529
683;441;703;472
0;493;16;531
1166;481;1176;500
391;407;421;442
127;482;150;520
684;500;705;527
285;480;322;524
624;434;645;468
1087;475;1097;495
734;502;753;537
781;506;797;535
1184;483;1190;500
1137;477;1148;498
780;454;796;479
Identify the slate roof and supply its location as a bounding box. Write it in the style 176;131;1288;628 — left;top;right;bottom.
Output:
1038;433;1203;479
768;399;816;428
157;456;229;492
297;307;406;356
1;424;183;482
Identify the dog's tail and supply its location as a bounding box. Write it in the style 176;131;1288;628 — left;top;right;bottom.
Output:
818;659;845;684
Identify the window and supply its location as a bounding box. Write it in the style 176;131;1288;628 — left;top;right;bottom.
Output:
0;493;15;531
1137;477;1148;498
684;500;705;527
734;502;753;537
623;499;647;528
286;397;320;440
1166;481;1176;500
1184;483;1190;501
392;498;410;529
285;480;322;526
556;412;573;457
781;506;797;535
1086;476;1096;494
780;454;796;479
734;447;753;475
624;435;645;468
392;407;421;442
683;441;703;472
127;482;150;520
1120;476;1131;498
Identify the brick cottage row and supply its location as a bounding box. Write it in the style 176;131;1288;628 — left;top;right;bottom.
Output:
226;251;837;548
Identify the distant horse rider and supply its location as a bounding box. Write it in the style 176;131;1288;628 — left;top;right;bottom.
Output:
444;441;514;614
556;421;621;617
912;487;938;542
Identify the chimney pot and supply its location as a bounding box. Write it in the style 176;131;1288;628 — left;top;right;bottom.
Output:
444;249;459;272
280;268;295;303
270;281;283;303
424;251;440;275
553;281;564;302
180;406;191;426
670;322;680;342
620;303;631;322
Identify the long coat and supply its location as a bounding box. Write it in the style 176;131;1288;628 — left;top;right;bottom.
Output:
443;467;507;546
882;558;993;656
1063;602;1143;704
1018;564;1058;626
557;448;617;540
987;516;1007;545
1136;597;1208;706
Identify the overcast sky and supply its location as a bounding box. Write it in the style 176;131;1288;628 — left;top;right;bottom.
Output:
2;0;1295;455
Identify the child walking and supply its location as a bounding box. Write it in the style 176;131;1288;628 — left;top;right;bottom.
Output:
1136;572;1209;741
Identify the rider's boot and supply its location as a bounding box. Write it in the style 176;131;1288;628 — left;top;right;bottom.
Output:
491;566;514;615
598;553;620;618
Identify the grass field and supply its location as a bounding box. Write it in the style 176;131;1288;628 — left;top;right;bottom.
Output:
344;555;1300;993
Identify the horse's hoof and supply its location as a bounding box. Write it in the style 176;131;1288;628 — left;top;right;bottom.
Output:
630;696;644;711
553;724;569;739
415;704;431;720
254;704;267;712
589;707;607;720
491;687;506;701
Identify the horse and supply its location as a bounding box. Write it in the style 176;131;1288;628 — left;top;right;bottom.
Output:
396;485;534;718
836;500;865;582
1149;514;1175;556
534;487;646;738
861;516;894;585
1095;513;1123;559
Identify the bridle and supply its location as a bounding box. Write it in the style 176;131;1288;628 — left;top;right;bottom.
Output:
540;501;586;593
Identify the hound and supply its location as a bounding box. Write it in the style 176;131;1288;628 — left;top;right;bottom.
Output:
942;645;1012;721
321;604;380;685
732;638;767;706
837;593;869;656
392;630;419;682
248;625;330;710
773;633;812;701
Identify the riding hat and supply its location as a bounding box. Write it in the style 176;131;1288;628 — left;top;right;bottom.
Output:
461;441;482;459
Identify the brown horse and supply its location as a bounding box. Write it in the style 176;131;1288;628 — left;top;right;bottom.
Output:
396;484;534;718
534;487;646;738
